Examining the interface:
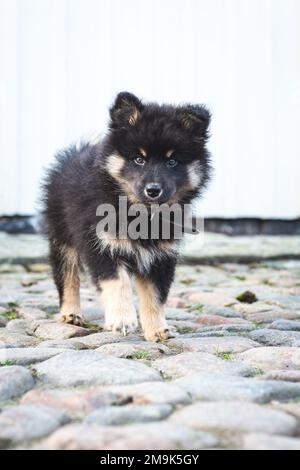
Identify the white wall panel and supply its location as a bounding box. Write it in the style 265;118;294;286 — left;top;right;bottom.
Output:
0;0;299;218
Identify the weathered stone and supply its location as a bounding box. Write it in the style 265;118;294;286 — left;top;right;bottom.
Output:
0;263;26;273
85;404;172;426
167;336;259;354
37;339;87;350
153;352;255;379
66;332;142;349
271;402;300;420
268;319;300;331
31;321;90;340
21;388;128;415
0;330;38;348
18;306;48;321
0;316;8;327
168;320;201;333
240;307;300;323
0;366;34;401
233;301;275;315
166;296;187;308
27;263;50;273
174;374;300;403
242;433;300;450
190;323;255;334
170;402;298;436
261;370;300;382
201;305;242;318
5;319;30;333
165;308;197;321
2;238;300;450
249;329;300;346
195;314;249;326
33;351;161;386
0;347;72;366
187;291;237;307
101;382;191;406
96;342;171;359
236;347;300;372
0;405;68;447
79;305;104;322
39;422;218;450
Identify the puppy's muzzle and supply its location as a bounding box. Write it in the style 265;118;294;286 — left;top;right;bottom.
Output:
144;182;163;200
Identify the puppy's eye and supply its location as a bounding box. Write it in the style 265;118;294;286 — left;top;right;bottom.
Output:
166;158;177;168
134;156;145;166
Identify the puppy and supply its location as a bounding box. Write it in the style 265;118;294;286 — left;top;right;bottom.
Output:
42;92;211;341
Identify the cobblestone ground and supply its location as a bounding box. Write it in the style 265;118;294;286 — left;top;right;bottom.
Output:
1;258;300;449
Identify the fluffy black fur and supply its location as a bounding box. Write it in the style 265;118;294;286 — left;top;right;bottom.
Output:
42;92;211;329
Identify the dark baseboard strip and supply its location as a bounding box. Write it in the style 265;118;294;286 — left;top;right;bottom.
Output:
180;253;300;265
204;218;300;236
1;215;300;236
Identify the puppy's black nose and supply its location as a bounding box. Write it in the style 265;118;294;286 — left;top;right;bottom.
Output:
144;183;162;200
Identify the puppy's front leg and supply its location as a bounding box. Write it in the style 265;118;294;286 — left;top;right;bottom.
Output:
99;266;138;335
136;257;176;342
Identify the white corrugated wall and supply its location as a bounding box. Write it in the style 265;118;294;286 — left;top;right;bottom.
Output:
0;0;300;218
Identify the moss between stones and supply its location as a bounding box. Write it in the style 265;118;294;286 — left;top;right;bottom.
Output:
0;360;16;367
234;275;246;281
193;304;204;314
4;311;19;320
236;290;258;304
215;352;234;361
131;350;152;360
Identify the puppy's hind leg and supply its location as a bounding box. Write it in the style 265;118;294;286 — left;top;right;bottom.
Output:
49;240;83;326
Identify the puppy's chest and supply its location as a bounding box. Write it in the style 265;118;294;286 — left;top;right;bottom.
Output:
100;233;178;273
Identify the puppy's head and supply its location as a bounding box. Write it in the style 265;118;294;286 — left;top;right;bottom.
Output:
105;92;212;204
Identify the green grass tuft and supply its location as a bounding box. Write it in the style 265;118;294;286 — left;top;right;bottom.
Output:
4;310;19;320
193;304;204;314
215;351;233;361
180;278;195;286
0;360;15;366
7;302;19;308
234;275;246;281
131;350;151;360
83;322;102;331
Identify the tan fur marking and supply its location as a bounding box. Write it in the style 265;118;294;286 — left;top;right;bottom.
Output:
139;148;147;157
169;162;202;204
129;109;140;126
100;232;133;255
166;149;174;158
136;278;172;341
105;154;139;203
60;246;82;325
100;266;138;335
98;232;178;274
106;153;125;178
187;161;202;188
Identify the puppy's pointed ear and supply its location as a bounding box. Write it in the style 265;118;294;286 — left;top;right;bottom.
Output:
177;104;211;140
110;92;144;128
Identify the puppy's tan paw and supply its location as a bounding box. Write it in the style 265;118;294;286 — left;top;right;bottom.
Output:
144;326;176;342
106;315;138;336
60;312;84;326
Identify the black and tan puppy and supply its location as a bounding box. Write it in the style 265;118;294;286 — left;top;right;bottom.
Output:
42;92;211;341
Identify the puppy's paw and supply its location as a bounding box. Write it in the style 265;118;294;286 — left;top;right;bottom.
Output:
144;326;176;342
105;314;138;336
60;312;84;326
